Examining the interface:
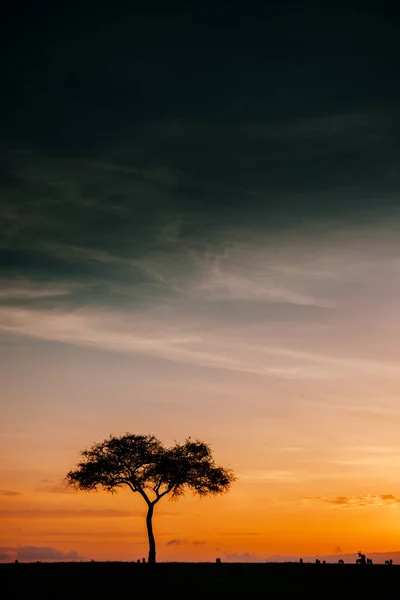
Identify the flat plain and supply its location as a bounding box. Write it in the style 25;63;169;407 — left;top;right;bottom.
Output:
1;562;398;599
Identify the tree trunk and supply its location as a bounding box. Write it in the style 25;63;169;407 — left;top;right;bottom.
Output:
146;503;156;564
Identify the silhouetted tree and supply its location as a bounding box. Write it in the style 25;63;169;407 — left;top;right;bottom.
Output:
66;433;235;564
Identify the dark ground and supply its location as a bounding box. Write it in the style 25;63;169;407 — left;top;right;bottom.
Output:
1;562;398;599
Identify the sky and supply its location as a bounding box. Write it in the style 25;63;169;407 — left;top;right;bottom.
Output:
1;2;400;563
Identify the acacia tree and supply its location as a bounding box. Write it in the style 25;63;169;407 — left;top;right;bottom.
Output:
66;433;235;564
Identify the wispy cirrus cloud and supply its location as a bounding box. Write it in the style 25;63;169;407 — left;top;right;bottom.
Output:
0;280;72;301
183;247;334;308
2;298;400;381
0;305;330;379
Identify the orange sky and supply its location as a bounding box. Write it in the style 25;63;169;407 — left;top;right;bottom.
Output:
3;225;400;562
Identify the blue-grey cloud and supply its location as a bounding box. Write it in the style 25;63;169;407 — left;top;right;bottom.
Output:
16;546;82;561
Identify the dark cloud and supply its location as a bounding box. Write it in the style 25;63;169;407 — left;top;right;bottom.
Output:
0;509;139;518
0;489;21;496
16;546;81;561
2;4;398;148
1;4;399;287
166;539;186;546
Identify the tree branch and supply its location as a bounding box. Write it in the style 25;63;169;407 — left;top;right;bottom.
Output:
124;480;138;494
153;485;174;504
154;475;164;495
137;486;151;506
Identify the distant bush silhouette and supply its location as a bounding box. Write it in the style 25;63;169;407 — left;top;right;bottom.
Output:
356;552;366;565
66;433;235;564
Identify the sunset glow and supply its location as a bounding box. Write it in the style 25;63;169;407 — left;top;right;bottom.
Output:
2;3;400;565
